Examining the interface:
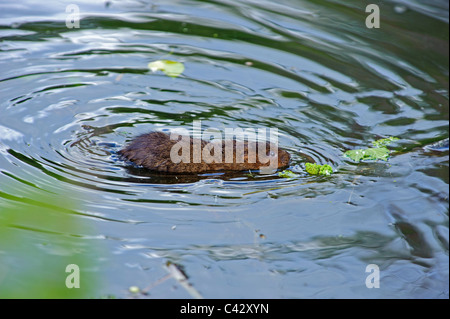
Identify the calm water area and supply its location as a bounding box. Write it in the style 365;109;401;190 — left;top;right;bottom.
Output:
0;0;448;298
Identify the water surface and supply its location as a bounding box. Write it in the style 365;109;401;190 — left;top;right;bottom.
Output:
0;0;448;298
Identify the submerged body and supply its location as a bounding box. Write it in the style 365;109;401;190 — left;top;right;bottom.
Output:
119;131;290;173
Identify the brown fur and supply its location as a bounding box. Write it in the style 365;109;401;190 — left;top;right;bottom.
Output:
119;131;290;173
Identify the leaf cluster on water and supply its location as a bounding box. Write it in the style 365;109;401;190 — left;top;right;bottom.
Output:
344;137;398;162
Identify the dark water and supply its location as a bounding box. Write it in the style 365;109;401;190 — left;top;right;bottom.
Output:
0;0;448;298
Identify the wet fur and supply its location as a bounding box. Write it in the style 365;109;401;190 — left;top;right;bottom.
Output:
119;131;290;173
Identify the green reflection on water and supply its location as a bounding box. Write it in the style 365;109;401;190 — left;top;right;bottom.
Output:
0;189;103;298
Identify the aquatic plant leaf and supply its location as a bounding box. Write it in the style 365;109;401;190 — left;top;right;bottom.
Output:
344;147;390;162
278;170;299;178
148;60;185;77
344;136;398;162
371;136;399;148
305;163;333;175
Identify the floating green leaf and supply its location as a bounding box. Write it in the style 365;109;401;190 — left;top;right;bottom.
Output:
278;170;299;178
344;147;390;162
344;137;398;162
371;136;399;148
305;163;333;176
129;286;140;294
148;60;185;77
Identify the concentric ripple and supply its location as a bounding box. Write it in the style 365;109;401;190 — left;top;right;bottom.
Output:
0;0;448;298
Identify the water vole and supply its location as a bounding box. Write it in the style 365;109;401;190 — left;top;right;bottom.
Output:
119;131;290;173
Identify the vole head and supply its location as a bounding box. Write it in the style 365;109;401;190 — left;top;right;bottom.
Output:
238;141;290;172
